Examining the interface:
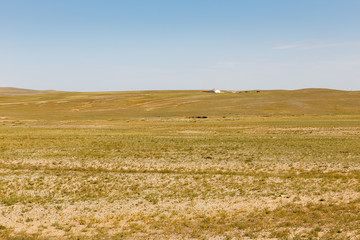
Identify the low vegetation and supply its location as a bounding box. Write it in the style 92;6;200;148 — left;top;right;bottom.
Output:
0;88;359;239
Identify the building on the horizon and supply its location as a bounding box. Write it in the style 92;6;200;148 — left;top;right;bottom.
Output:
202;89;221;93
209;89;221;93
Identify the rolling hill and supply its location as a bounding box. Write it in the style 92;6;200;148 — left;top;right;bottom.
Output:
0;87;59;96
0;87;359;239
0;88;359;120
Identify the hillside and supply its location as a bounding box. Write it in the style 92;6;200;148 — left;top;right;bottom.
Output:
0;87;59;96
0;88;360;239
0;88;359;120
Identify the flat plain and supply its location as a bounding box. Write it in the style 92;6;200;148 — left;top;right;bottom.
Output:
0;88;359;239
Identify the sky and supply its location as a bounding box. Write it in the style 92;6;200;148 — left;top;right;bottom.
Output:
1;0;360;91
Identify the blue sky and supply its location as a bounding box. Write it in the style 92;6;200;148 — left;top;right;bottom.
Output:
1;0;360;91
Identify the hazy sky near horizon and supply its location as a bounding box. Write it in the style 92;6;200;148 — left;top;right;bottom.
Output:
1;0;360;91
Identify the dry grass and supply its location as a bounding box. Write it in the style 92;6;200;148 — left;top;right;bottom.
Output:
0;88;360;120
0;89;359;239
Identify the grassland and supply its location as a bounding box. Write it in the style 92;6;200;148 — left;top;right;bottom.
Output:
0;87;58;97
0;88;359;239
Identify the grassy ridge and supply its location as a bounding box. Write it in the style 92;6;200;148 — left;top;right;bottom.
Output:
0;88;359;120
0;87;58;97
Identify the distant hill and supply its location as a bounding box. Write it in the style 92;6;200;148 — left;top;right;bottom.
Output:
0;87;59;96
0;88;359;120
